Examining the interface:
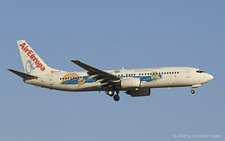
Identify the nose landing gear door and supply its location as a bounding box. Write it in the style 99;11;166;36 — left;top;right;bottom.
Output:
185;69;191;78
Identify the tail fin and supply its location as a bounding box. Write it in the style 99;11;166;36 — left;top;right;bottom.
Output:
17;40;61;75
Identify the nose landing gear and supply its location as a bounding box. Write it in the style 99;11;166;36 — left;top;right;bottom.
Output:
191;89;195;94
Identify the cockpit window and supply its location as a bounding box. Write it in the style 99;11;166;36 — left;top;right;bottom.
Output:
196;70;205;73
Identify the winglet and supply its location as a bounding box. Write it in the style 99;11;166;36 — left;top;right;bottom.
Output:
8;69;38;80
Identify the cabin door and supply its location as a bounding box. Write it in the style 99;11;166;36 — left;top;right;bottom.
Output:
185;69;191;78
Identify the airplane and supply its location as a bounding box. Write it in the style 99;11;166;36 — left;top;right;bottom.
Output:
8;40;214;101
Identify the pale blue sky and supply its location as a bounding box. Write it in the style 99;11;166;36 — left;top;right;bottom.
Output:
0;1;224;141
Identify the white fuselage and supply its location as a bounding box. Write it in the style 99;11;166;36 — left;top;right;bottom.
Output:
9;40;214;101
25;67;213;92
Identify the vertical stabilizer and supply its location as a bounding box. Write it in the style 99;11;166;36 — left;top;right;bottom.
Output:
17;40;61;75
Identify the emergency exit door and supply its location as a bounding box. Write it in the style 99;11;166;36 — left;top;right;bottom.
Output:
49;76;54;85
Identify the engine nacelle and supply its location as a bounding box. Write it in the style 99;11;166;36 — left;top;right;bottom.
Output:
126;88;151;97
121;78;141;88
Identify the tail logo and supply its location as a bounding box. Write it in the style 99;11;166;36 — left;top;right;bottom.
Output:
25;60;36;74
19;42;45;72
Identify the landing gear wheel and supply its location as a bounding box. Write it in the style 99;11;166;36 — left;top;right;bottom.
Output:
107;91;114;97
191;89;195;94
113;95;120;101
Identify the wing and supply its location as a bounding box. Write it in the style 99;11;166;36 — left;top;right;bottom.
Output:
70;60;121;84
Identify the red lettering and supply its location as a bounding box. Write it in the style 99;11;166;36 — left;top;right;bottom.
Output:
40;66;45;71
24;47;29;53
35;60;40;66
19;43;26;49
27;50;33;57
37;63;42;68
30;54;35;60
23;46;28;51
20;42;46;72
32;57;37;62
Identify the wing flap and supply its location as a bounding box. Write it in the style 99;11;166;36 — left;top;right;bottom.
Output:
8;69;38;80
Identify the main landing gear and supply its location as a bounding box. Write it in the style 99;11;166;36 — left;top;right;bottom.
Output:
107;91;114;97
113;91;120;101
107;90;120;101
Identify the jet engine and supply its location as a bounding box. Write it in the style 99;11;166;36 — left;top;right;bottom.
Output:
120;78;141;88
126;88;151;97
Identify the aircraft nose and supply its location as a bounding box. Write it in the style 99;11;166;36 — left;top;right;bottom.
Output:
205;73;214;82
209;74;214;80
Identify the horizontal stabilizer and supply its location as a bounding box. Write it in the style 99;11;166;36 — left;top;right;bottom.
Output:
8;69;38;80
